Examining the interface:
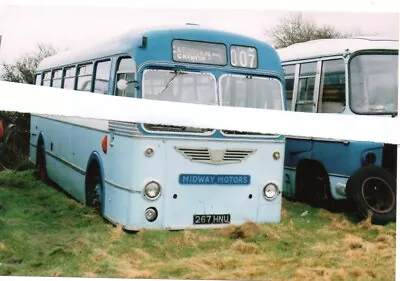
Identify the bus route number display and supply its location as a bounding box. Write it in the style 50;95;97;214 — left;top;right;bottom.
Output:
230;45;258;69
172;40;227;65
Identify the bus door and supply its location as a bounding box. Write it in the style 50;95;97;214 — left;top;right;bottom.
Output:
285;61;321;162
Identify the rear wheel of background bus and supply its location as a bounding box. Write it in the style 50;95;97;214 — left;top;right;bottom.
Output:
295;160;333;208
36;137;49;183
346;166;396;225
85;162;104;215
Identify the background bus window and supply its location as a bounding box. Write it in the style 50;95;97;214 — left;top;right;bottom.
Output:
115;58;136;98
296;62;317;112
42;71;51;87
52;69;62;88
77;63;93;92
94;60;111;94
63;66;76;90
319;59;345;113
283;64;295;111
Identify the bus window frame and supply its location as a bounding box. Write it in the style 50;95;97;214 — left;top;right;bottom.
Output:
282;64;296;111
42;71;52;87
283;55;346;114
76;62;94;92
62;65;78;90
35;73;42;86
317;58;346;114
113;55;137;98
218;72;284;138
93;59;112;95
51;68;63;89
139;66;217;137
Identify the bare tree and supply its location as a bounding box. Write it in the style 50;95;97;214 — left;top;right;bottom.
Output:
267;12;360;48
1;43;56;84
0;43;57;170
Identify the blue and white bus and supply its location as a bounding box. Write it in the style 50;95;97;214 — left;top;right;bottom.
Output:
277;37;398;224
30;26;286;230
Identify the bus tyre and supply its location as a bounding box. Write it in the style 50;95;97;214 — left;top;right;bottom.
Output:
85;167;103;215
36;143;48;182
346;166;396;225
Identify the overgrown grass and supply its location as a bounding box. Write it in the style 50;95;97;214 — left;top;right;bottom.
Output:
0;170;396;280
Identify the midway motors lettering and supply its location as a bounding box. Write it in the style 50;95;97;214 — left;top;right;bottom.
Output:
179;174;251;185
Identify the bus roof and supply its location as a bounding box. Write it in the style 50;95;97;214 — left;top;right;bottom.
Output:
37;25;280;72
277;37;399;62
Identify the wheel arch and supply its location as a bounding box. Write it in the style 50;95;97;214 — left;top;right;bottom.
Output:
36;132;46;165
295;158;332;199
85;151;106;213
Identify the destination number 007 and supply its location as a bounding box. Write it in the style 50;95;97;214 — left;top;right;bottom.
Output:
230;46;257;68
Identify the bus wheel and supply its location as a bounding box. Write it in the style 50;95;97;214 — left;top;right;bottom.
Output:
85;165;103;214
36;142;48;182
295;161;331;208
346;166;396;225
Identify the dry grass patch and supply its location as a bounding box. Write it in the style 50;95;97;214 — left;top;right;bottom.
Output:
82;272;97;277
116;252;155;279
231;239;260;254
165;230;222;249
92;248;111;263
0;242;6;249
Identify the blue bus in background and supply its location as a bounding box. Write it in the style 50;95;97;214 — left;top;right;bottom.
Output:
31;25;286;230
277;37;398;225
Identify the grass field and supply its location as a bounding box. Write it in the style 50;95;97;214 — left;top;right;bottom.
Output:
0;170;396;280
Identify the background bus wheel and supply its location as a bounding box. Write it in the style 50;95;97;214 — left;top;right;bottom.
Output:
86;167;103;214
346;166;396;225
295;161;331;208
36;143;48;182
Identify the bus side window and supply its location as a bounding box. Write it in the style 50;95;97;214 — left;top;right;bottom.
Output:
42;71;51;87
115;57;136;98
295;62;317;113
35;73;42;86
283;65;295;111
63;66;76;90
77;63;94;92
319;59;346;113
94;60;111;94
52;69;62;88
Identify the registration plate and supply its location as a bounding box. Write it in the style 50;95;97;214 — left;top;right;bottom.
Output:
193;214;231;225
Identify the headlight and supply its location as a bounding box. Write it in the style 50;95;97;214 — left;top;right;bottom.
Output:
145;207;158;222
144;181;161;200
263;182;280;200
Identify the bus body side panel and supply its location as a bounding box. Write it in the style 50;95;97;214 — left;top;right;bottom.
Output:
29;115;40;165
284;135;384;199
31;115;109;204
101;133;139;227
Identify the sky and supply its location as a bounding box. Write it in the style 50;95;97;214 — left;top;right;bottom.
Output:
0;3;398;64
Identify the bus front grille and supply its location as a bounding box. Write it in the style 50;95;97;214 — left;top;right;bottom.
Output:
175;147;257;165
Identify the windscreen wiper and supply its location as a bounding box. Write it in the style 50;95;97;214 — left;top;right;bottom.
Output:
158;70;186;96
